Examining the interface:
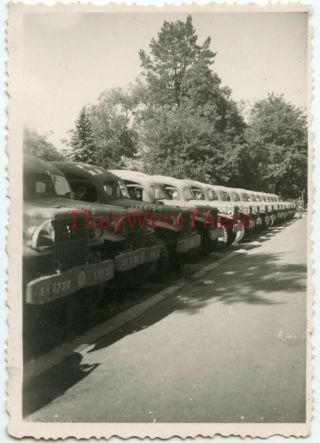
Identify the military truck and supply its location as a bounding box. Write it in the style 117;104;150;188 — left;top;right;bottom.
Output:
179;180;245;247
53;164;201;274
143;175;222;253
24;157;113;306
204;184;246;242
24;157;161;297
226;188;263;235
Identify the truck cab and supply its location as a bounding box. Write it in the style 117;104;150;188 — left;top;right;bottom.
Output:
183;180;245;245
148;175;223;253
54;164;200;273
205;184;246;242
110;169;203;267
23;155;116;306
227;188;259;234
26;157;161;291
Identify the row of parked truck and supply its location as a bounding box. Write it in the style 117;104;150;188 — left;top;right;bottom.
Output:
24;155;296;306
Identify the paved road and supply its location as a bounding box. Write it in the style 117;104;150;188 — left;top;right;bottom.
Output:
26;218;307;423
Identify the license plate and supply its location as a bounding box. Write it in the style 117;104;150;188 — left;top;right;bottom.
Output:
176;234;201;253
114;246;161;272
26;259;114;305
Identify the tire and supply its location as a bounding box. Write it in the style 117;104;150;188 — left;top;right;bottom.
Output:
234;222;246;243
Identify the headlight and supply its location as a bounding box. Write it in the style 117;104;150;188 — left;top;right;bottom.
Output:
31;221;55;250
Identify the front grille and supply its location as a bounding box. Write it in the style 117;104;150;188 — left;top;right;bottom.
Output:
52;213;89;270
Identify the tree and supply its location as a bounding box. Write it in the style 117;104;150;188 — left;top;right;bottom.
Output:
86;87;139;169
23;128;63;161
69;107;98;164
245;94;307;198
137;16;246;184
139;15;216;108
139;107;213;181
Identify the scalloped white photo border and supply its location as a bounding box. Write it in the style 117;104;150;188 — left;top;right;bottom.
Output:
1;0;320;440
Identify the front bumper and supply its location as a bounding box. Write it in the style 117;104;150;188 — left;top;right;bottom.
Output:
114;246;161;272
26;259;114;305
176;233;201;253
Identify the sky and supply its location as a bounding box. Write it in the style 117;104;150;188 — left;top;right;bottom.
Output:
23;12;308;149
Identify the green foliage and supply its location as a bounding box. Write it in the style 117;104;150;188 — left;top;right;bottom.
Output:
23;128;63;161
245;94;307;198
69;107;98;164
138;107;212;181
66;16;307;200
139;15;216;108
137;16;246;184
86;87;139;169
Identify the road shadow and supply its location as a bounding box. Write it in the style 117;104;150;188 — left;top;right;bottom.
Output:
24;219;306;417
23;354;99;417
90;249;306;354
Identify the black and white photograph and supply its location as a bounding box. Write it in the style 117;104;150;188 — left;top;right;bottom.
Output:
7;3;311;439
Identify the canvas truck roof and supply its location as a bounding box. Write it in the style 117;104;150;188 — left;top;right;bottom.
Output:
183;179;205;189
207;184;230;193
151;175;186;189
24;155;64;176
110;170;151;184
53;161;119;182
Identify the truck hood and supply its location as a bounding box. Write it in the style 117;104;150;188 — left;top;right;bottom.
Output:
161;198;227;213
25;196;127;217
106;198;185;217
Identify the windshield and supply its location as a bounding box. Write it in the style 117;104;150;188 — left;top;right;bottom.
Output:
242;193;250;202
103;179;130;200
24;172;71;200
184;187;194;201
150;184;171;201
220;191;231;202
191;187;205;201
161;185;181;201
207;189;218;201
230;192;240;202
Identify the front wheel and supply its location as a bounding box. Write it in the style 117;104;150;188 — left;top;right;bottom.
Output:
234;222;246;243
